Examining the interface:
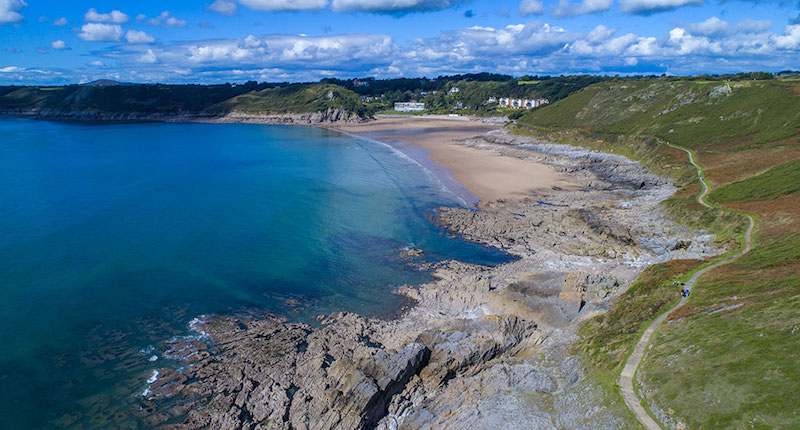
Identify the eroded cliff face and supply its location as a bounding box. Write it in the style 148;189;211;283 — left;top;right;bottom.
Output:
136;130;722;430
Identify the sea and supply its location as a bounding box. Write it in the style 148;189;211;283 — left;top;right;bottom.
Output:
0;118;509;428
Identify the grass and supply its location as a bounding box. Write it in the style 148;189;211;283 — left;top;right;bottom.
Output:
640;233;800;429
575;259;697;387
516;78;800;428
204;83;367;117
710;160;800;203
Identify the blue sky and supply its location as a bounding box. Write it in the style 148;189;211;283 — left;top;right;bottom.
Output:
0;0;798;84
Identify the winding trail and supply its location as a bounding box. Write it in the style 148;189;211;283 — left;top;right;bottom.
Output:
617;143;755;429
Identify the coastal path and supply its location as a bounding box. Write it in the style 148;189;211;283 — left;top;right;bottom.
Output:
617;143;755;429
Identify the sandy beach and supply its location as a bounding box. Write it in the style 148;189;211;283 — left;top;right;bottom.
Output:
329;116;577;206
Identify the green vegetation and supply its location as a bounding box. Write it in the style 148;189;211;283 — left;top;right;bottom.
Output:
204;83;369;117
577;260;690;383
515;77;800;428
0;82;369;119
641;233;800;429
325;74;608;116
710;160;800;203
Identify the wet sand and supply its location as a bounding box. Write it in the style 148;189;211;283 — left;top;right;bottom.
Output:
329;116;577;206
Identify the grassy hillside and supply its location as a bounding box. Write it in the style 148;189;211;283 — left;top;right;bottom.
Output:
203;83;368;117
0;82;368;119
516;77;800;428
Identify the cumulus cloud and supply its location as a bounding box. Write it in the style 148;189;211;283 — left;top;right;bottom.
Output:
106;33;396;76
51;40;70;50
686;17;773;37
619;0;704;15
53;17;67;26
84;8;130;24
78;23;124;42
773;24;800;49
0;0;27;24
15;14;800;85
239;0;328;11
519;0;544;16
735;19;773;33
686;16;729;36
330;0;466;14
89;60;105;67
145;11;187;27
138;49;158;63
126;30;155;44
553;0;613;17
208;0;238;15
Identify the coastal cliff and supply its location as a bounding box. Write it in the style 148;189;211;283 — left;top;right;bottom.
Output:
0;82;369;124
136;130;721;429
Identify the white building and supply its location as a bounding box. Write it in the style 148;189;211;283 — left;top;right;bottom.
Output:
394;102;425;112
448;87;460;94
498;97;550;109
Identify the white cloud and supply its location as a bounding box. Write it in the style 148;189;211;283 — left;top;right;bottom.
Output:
0;66;23;72
14;17;800;84
519;0;544;16
736;19;772;34
619;0;704;15
239;0;328;11
51;40;69;50
84;8;130;24
78;23;124;42
53;17;67;26
0;0;27;24
146;11;187;27
126;30;155;44
687;16;729;36
553;0;613;17
207;0;238;15
330;0;466;14
773;24;800;50
138;49;158;64
89;60;105;67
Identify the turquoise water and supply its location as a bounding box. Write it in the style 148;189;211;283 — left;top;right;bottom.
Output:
0;118;508;428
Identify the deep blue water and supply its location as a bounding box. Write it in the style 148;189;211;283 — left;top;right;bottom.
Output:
0;118;509;428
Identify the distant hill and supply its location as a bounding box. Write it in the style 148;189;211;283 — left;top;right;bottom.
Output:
80;79;133;87
0;82;369;122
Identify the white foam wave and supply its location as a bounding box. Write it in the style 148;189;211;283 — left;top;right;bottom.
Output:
335;130;473;207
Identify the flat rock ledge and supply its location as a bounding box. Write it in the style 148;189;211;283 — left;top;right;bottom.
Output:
137;130;723;429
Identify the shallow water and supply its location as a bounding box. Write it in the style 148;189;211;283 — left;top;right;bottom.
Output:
0;118;509;428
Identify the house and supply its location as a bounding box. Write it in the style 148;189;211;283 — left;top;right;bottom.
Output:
352;79;369;87
498;97;550;109
448;87;460;94
487;97;497;103
394;102;425;112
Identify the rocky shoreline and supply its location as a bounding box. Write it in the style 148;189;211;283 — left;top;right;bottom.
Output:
136;130;721;429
